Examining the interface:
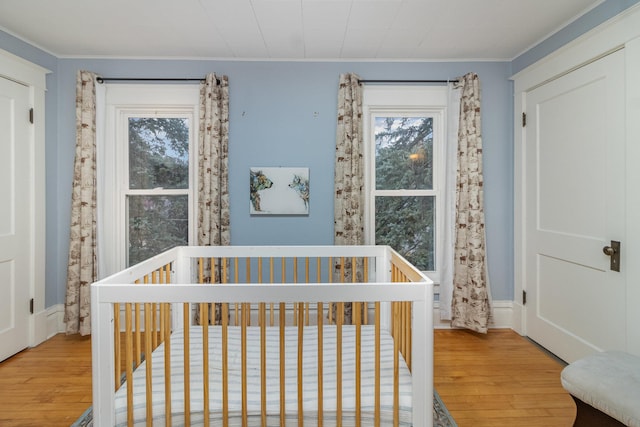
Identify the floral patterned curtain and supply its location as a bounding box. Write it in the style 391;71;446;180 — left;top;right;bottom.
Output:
197;73;230;325
64;70;98;336
333;73;364;324
451;73;491;333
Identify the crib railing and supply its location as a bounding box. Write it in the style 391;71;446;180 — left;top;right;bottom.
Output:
91;245;433;427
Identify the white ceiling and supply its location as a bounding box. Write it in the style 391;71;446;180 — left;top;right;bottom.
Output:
0;0;603;60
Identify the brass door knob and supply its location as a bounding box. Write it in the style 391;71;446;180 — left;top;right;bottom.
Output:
603;246;616;256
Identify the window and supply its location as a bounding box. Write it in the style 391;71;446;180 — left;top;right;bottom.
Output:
102;85;199;272
363;86;447;278
126;116;191;266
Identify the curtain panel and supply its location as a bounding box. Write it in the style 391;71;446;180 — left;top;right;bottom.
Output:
333;73;364;324
196;73;230;325
451;73;491;333
64;70;98;336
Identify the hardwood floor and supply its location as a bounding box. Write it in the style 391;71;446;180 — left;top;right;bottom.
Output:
435;329;575;427
0;329;575;426
0;334;92;427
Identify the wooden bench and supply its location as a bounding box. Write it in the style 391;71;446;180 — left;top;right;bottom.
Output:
561;351;640;426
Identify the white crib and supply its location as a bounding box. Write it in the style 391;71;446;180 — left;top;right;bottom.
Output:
91;245;434;426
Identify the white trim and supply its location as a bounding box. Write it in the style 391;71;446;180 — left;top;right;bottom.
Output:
102;84;199;275
0;48;49;349
511;2;640;90
0;48;48;90
433;300;513;330
513;4;640;354
625;36;640;356
362;85;448;281
45;304;65;338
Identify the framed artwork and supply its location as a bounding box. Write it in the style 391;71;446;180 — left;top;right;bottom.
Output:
249;167;309;215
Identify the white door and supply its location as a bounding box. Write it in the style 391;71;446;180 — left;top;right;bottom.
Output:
0;76;32;361
524;49;626;363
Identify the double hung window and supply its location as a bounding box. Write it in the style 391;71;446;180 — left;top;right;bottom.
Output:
363;86;447;278
102;85;199;271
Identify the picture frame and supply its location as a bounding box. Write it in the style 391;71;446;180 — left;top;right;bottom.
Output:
249;167;309;215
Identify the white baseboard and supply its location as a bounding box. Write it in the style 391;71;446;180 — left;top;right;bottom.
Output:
32;308;49;346
45;303;65;338
433;299;513;330
511;302;524;335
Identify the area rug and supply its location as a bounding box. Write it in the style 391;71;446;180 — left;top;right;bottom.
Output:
72;391;456;426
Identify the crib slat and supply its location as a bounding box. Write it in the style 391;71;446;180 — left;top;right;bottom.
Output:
279;301;286;423
159;298;165;347
355;301;362;427
269;258;275;326
404;302;411;370
135;303;142;367
163;303;172;427
337;301;343;425
327;257;338;325
183;303;191;426
393;302;399;427
317;301;324;427
375;301;381;427
305;257;310;326
293;257;298;326
144;303;153;426
259;303;267;426
151;272;158;350
298;301;304;426
114;303;121;390
364;258;369;324
241;302;248;426
202;302;210;427
222;256;228;282
125;303;134;426
235;258;240;326
222;303;229;426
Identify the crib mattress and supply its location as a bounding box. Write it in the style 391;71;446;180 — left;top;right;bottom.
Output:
114;325;412;426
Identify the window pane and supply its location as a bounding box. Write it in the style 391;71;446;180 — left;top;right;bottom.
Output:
375;196;434;271
375;117;433;190
127;195;188;266
129;117;189;189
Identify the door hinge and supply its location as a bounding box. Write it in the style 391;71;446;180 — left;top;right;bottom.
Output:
29;298;34;314
522;112;526;127
522;290;527;306
29;108;34;124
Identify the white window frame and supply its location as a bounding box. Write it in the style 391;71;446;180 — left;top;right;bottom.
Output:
101;84;199;274
363;85;448;282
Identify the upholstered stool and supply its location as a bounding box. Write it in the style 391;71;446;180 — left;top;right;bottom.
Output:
561;351;640;427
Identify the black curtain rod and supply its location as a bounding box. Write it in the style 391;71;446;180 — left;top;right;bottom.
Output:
96;77;209;84
358;79;458;84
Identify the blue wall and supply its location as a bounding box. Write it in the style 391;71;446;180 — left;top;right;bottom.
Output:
2;0;638;310
56;59;513;306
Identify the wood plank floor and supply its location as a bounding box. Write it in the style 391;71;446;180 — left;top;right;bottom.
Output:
435;329;575;427
0;333;92;427
0;329;575;426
